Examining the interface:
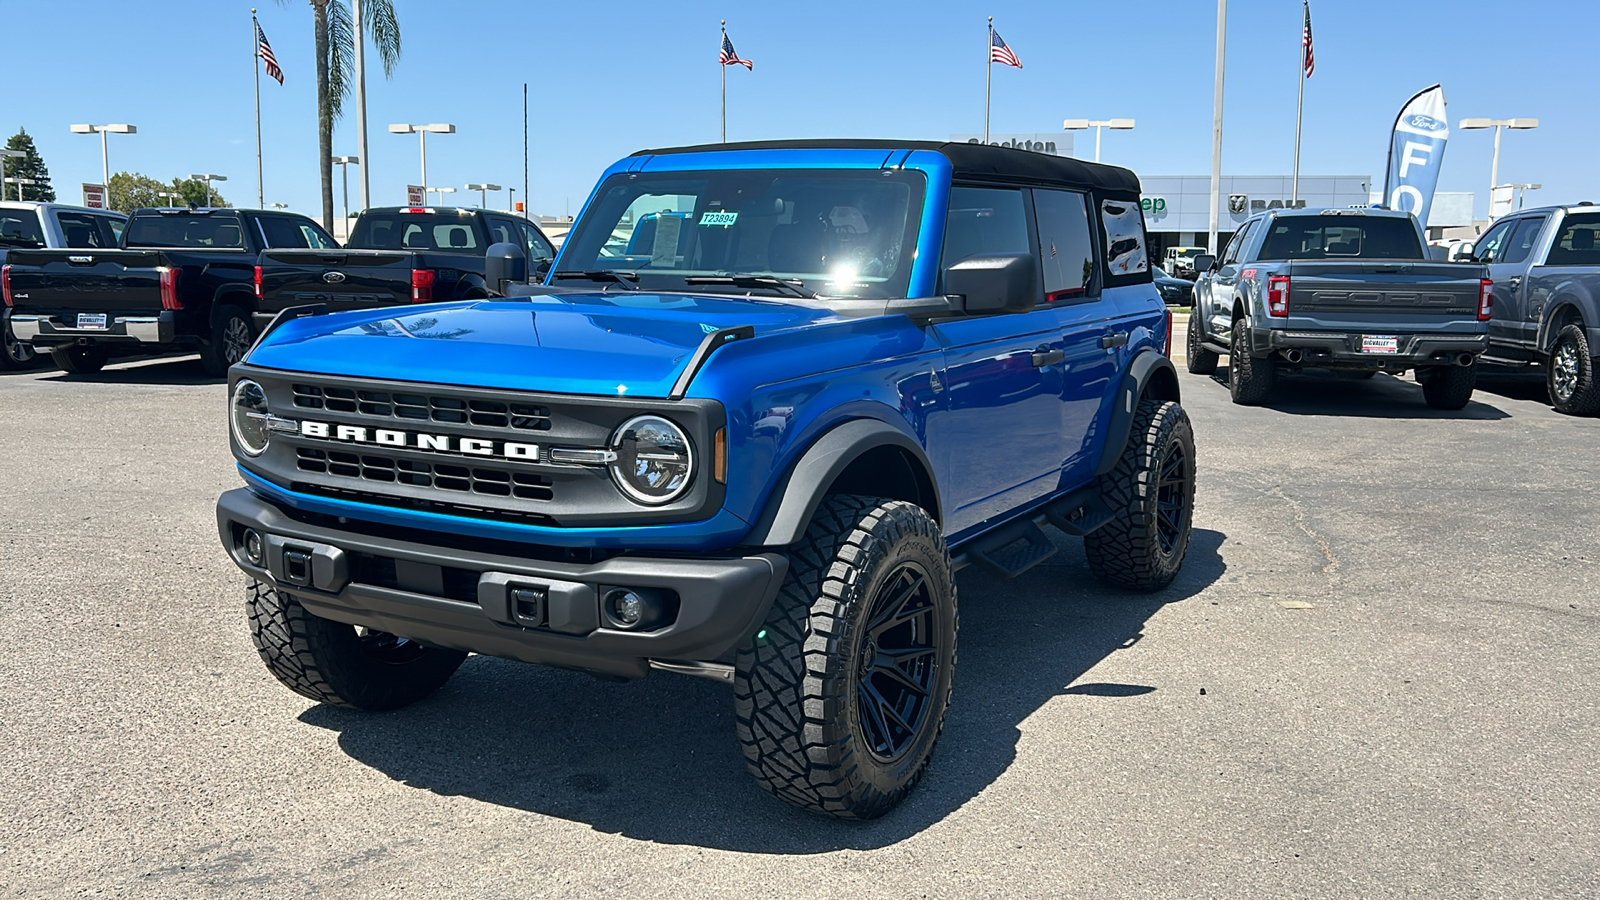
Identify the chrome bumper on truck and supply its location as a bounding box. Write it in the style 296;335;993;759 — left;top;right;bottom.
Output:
1251;326;1488;367
8;310;175;346
216;488;787;681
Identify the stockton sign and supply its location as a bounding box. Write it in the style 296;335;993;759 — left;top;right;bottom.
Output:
949;133;1070;156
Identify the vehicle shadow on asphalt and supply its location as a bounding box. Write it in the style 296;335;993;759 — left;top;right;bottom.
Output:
297;527;1227;852
1209;366;1512;420
36;355;220;386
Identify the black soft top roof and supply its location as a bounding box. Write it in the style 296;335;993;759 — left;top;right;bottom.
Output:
632;139;1141;197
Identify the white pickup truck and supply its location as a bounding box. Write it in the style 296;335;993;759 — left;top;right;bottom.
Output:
0;201;129;369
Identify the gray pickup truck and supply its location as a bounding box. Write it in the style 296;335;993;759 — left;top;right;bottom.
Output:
1470;204;1600;415
1188;208;1491;409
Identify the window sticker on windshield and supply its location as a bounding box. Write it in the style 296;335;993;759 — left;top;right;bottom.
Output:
699;210;739;228
651;215;682;265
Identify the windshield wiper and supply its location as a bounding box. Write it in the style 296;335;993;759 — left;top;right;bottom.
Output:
552;269;640;290
684;274;816;299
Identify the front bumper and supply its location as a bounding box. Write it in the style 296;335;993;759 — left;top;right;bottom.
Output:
1251;326;1488;367
217;488;788;680
8;310;176;347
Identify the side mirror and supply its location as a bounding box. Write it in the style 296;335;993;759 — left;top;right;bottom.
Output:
484;241;528;297
944;254;1036;316
1192;254;1216;275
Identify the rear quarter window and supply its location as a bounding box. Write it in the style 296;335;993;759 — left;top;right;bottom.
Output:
1099;197;1150;282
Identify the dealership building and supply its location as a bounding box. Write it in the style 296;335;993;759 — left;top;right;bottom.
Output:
954;135;1475;261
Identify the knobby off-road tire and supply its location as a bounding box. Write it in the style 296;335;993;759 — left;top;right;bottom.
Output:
201;305;255;377
1;321;38;370
1228;324;1274;405
1186;312;1219;375
1418;363;1478;411
1084;399;1196;592
48;345;107;375
1546;324;1600;416
734;495;957;820
246;580;467;711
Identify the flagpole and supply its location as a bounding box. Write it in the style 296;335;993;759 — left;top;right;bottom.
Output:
1292;1;1305;204
984;17;992;144
720;21;727;143
253;8;263;208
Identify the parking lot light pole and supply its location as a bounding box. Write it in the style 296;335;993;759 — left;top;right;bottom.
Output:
1208;0;1227;257
333;156;359;221
1061;119;1135;163
425;186;456;206
388;124;455;195
465;183;502;209
69;123;137;188
0;149;23;200
4;177;39;201
508;187;516;215
156;190;182;207
188;174;226;208
1458;117;1538;220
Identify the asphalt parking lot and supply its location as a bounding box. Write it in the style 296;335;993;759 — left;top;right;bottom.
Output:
2;337;1597;899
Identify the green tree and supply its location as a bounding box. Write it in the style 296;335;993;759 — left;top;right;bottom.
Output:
106;173;229;212
278;0;401;229
173;177;230;208
3;129;55;202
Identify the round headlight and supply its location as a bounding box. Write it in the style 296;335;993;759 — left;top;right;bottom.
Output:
231;379;271;456
610;415;694;505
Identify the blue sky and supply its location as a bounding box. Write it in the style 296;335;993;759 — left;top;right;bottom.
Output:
3;0;1591;221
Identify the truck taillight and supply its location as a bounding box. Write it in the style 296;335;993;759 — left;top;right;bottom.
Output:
1267;275;1290;317
1478;278;1493;321
1;264;11;307
159;267;182;310
253;265;263;300
411;268;435;303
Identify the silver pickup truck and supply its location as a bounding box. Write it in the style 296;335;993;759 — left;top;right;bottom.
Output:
0;201;129;369
1470;204;1600;415
1188;208;1491;409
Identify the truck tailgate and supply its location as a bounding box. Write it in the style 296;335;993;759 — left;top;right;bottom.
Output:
259;249;414;308
5;248;168;313
1285;261;1484;318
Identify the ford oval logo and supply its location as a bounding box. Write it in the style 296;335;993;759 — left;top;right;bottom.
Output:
1407;114;1446;132
322;271;347;284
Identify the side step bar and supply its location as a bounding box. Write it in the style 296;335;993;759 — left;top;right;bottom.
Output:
951;486;1114;579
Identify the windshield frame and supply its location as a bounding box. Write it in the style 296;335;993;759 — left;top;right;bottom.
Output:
554;166;930;304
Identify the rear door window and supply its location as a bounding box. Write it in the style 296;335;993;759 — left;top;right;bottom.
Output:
55;212;110;248
1031;189;1095;301
97;215;126;247
258;215;311;248
1500;216;1548;265
1545;213;1600;266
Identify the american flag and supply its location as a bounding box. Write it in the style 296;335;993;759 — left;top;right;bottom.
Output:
990;28;1022;69
720;33;752;70
258;22;283;84
1302;1;1314;77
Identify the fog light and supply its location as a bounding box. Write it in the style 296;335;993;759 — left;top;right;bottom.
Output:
243;529;264;565
607;589;644;628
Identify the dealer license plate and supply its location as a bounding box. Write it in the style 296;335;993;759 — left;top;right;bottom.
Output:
1361;335;1399;354
76;313;108;329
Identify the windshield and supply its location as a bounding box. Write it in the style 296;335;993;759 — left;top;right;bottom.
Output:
349;212;483;251
1259;215;1424;260
125;213;246;249
559;168;926;300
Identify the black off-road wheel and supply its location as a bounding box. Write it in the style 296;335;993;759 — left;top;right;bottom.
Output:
1186;313;1218;375
246;580;467;711
201;305;255;377
1417;363;1478;410
1547;324;1600;416
1084;399;1196;591
1;322;39;370
48;345;108;375
1228;324;1274;405
734;495;957;820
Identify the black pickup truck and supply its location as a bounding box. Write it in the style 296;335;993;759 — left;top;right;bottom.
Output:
5;207;338;375
255;207;555;319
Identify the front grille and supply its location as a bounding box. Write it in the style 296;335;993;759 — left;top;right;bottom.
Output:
296;447;554;500
292;481;560;527
291;383;551;431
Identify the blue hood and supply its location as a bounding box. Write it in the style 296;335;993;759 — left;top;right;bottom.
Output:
245;293;837;397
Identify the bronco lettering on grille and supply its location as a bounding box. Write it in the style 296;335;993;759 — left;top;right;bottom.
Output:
298;419;540;462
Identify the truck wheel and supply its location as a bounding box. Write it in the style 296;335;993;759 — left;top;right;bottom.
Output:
1228;324;1274;405
48;345;108;375
734;495;956;820
1418;363;1477;411
1084;399;1196;591
245;580;467;711
1186;313;1218;375
1547;324;1600;416
2;323;38;370
201;305;255;377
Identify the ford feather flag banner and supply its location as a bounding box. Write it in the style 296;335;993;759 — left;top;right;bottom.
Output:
1382;85;1449;226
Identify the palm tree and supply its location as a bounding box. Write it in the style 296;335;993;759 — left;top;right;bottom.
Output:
281;0;400;229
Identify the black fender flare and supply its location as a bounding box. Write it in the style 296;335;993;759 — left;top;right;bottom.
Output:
1537;298;1589;353
1092;350;1181;478
210;284;258;329
742;418;940;547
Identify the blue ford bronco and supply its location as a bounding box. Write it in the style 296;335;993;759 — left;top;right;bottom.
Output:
217;140;1195;819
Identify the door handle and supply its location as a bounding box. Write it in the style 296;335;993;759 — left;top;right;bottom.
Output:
1100;332;1129;349
1507;276;1523;289
1030;348;1065;367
